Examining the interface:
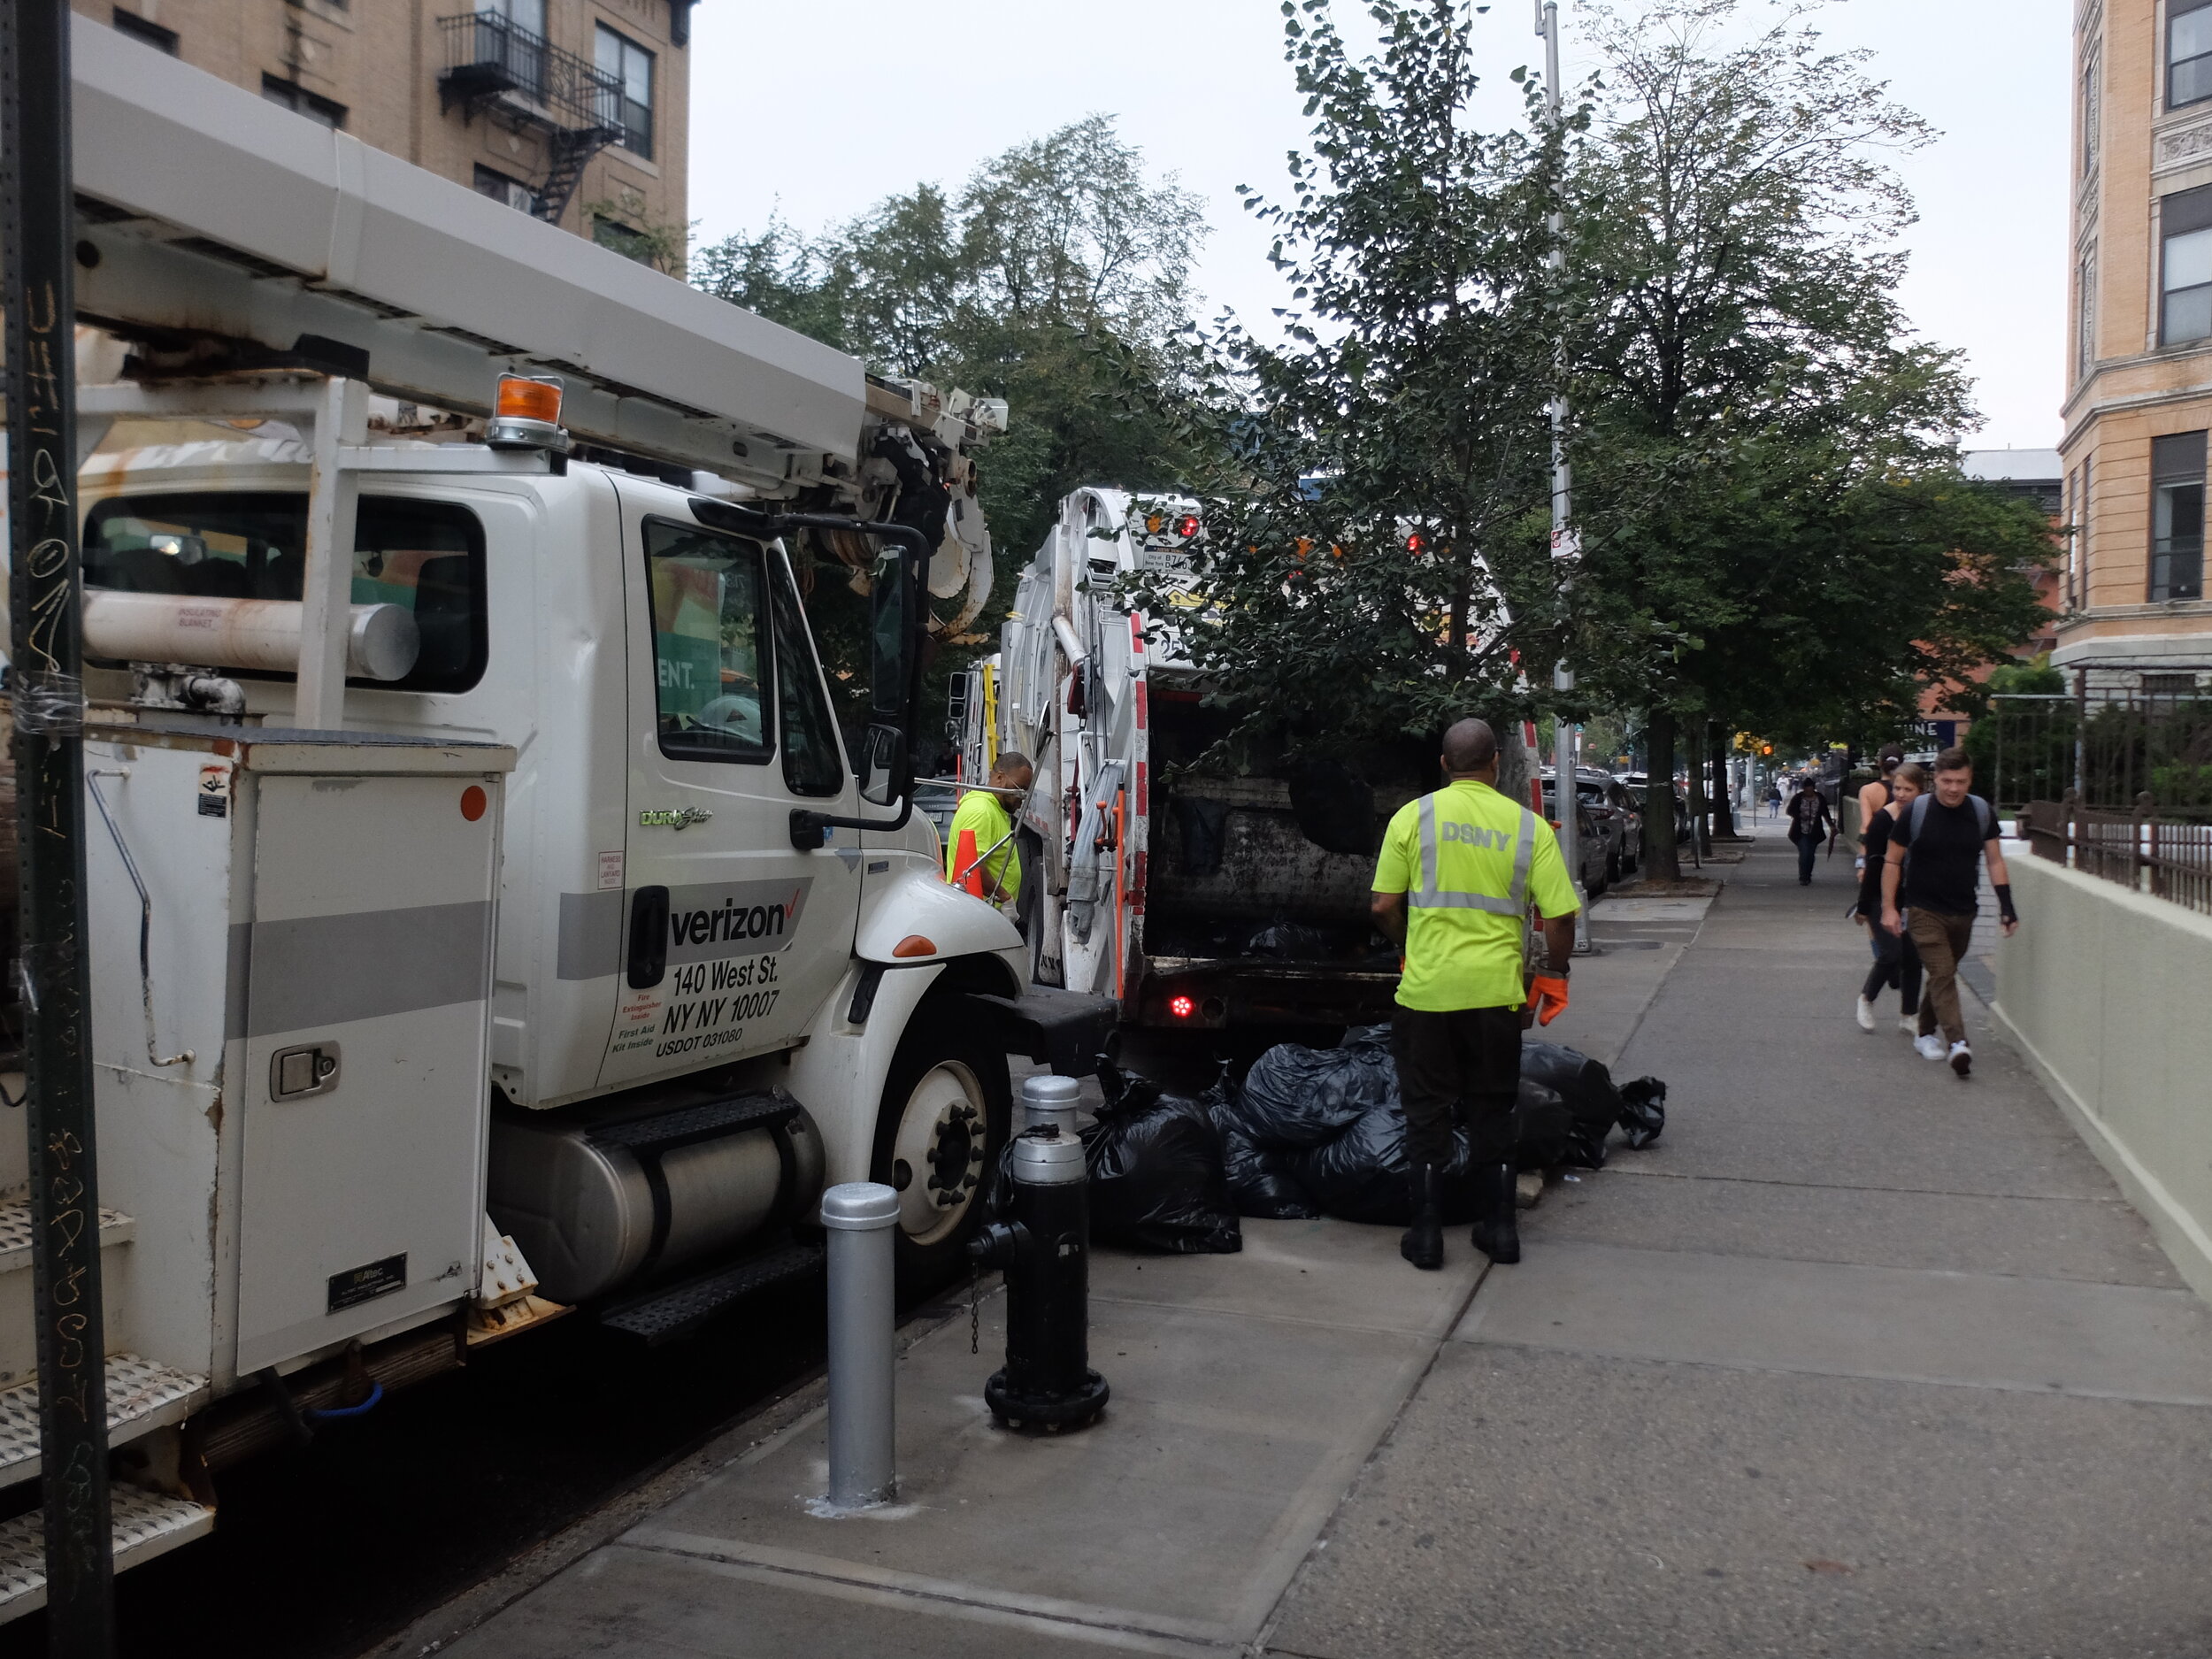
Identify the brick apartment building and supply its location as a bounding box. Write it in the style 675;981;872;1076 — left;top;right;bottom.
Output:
77;0;692;262
2062;0;2212;680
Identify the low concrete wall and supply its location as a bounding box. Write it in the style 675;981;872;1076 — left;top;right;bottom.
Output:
1993;856;2212;1302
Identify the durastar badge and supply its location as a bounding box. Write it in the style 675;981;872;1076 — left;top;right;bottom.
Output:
638;806;714;830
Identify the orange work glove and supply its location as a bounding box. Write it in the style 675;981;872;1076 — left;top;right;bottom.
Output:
1526;972;1571;1027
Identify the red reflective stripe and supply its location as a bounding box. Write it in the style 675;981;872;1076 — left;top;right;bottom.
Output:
1132;850;1148;910
1135;680;1148;730
1130;613;1144;653
1136;760;1148;817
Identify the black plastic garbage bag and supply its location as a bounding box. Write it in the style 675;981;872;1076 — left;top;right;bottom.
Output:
1618;1077;1668;1148
1080;1066;1241;1255
1283;1078;1569;1226
1519;1041;1670;1168
1245;918;1336;960
1235;1025;1397;1148
1207;1069;1320;1218
1216;1116;1320;1219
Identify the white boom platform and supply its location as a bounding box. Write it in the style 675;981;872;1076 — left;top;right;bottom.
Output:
65;15;926;492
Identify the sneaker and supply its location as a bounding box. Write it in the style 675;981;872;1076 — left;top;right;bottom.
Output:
1855;996;1876;1032
1949;1041;1972;1077
1898;1015;1919;1035
1914;1033;1947;1062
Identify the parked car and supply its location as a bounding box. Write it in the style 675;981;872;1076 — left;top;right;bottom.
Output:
1619;771;1692;845
913;778;961;846
1544;768;1644;879
1536;777;1611;897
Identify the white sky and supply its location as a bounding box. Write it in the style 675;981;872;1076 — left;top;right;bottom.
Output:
688;0;2068;450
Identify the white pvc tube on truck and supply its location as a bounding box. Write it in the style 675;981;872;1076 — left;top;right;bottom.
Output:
81;588;421;682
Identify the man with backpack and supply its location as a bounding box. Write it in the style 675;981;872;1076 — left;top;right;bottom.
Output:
1878;747;2019;1076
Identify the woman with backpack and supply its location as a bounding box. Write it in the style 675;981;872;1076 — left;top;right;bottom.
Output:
1852;763;1924;1033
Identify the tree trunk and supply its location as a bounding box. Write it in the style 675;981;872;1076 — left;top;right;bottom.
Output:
1710;727;1736;838
1643;706;1680;882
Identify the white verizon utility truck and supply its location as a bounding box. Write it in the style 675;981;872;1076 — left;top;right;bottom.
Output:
968;487;1418;1036
0;18;1106;1608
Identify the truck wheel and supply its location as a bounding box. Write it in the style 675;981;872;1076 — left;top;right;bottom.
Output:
872;1005;1011;1292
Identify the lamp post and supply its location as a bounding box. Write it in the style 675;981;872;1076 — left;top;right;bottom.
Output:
1535;0;1590;951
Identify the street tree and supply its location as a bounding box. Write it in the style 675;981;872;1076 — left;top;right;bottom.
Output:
1123;0;1563;782
1564;0;2052;875
692;118;1210;735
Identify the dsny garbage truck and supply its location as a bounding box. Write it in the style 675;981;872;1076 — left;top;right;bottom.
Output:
0;17;1107;1610
962;487;1441;1036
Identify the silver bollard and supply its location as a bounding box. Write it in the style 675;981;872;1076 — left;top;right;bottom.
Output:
1020;1073;1082;1137
821;1181;900;1509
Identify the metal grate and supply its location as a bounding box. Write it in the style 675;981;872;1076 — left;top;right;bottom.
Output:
0;1202;134;1274
599;1242;825;1345
0;1355;207;1479
0;1486;214;1616
436;12;625;141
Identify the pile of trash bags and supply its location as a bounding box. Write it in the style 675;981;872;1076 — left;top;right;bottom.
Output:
1065;1027;1667;1253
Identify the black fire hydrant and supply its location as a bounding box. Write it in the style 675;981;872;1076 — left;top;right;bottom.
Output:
968;1118;1110;1432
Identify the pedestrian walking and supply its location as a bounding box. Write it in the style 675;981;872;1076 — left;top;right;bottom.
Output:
1786;775;1832;885
1371;718;1579;1272
1855;747;1904;872
1852;762;1924;1033
1766;777;1783;821
944;750;1033;911
1880;748;2019;1077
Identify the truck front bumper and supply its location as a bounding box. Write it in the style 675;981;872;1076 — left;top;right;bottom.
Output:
968;985;1118;1076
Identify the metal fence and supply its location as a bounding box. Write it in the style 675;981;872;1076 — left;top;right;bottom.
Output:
1983;670;2212;821
2022;792;2212;916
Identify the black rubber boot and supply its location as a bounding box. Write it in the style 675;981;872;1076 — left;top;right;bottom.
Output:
1400;1163;1444;1271
1469;1161;1521;1264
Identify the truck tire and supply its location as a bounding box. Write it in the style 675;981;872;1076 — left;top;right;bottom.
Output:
871;997;1012;1292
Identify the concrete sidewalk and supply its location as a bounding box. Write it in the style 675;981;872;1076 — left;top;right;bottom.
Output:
435;834;2212;1659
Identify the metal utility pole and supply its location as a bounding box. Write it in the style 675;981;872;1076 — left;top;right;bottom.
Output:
2;1;119;1649
1535;0;1589;950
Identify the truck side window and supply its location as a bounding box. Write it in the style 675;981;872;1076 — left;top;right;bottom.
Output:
643;518;771;764
768;547;845;798
82;490;488;693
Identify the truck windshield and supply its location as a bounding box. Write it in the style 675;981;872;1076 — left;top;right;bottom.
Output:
82;491;488;693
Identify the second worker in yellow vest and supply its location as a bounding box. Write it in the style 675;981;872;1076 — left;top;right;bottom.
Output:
1371;717;1579;1272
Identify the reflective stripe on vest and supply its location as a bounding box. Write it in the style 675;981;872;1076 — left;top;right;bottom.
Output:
1413;793;1537;914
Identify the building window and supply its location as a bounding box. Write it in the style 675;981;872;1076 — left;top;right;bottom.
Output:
474;164;539;216
2173;0;2212;109
2065;468;2081;610
261;74;346;128
2161;187;2212;345
595;26;653;159
2081;44;2101;176
111;9;178;53
2150;433;2205;603
2077;245;2097;375
2081;454;2093;607
593;215;649;260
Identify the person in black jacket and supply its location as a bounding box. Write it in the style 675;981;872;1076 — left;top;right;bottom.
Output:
1786;777;1833;885
1851;763;1924;1033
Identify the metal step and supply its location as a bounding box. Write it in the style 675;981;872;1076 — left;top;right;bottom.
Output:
588;1088;800;1160
0;1355;208;1485
0;1485;215;1623
0;1201;134;1275
598;1241;825;1346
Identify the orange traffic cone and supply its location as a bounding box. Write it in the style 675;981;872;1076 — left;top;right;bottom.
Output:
951;829;986;897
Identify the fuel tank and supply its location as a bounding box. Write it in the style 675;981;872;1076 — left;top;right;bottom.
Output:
488;1092;826;1303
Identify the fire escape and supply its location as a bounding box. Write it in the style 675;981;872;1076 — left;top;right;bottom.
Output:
438;11;625;227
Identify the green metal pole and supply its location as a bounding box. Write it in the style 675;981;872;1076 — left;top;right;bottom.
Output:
1;2;119;1650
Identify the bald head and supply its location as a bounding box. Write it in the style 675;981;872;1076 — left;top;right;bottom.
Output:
1440;718;1499;780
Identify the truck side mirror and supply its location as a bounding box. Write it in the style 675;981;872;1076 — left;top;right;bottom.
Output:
856;723;907;808
864;545;919;805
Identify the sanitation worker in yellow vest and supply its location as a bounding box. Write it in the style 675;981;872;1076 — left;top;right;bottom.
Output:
1371;718;1579;1272
945;751;1033;910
